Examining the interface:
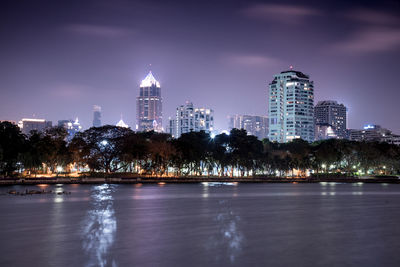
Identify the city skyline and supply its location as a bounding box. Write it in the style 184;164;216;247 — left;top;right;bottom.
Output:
1;0;400;133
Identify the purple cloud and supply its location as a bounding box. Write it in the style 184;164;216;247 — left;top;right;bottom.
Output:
242;4;322;24
65;24;133;38
223;54;284;68
50;83;92;98
332;27;400;53
345;9;400;26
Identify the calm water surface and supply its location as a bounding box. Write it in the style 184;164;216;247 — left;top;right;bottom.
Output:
1;183;400;267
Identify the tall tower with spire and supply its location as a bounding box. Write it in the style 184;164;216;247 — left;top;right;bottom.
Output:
136;71;163;132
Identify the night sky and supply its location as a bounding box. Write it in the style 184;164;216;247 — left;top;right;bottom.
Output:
1;0;399;133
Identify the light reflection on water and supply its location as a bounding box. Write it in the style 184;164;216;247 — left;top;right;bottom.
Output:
204;183;243;263
3;183;400;266
82;184;117;267
209;200;243;263
54;186;64;203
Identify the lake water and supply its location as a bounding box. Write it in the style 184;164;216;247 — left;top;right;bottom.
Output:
1;183;400;267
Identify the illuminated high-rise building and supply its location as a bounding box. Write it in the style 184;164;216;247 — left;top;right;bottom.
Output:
268;68;314;143
228;114;269;140
19;118;52;135
136;71;163;132
93;105;102;127
168;101;214;138
314;100;347;139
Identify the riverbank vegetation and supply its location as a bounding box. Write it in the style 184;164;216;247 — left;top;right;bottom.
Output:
1;121;400;178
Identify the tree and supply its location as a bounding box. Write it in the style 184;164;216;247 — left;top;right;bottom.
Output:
69;126;132;172
119;132;149;173
0;122;26;176
175;131;213;175
148;133;176;175
229;129;263;176
311;139;342;173
212;133;230;176
41;127;71;173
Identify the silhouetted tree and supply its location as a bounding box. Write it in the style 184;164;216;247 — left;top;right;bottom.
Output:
69;125;132;172
0;122;26;176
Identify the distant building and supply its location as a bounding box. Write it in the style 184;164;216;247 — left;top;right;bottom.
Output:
116;119;129;128
315;123;337;141
268;68;315;143
386;134;400;146
168;101;214;138
167;117;176;137
314;100;347;139
136;71;163;132
228;115;269;140
93;105;102;127
348;124;400;145
58;118;82;139
19;118;52;135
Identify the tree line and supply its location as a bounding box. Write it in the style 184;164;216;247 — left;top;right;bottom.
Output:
1;121;400;177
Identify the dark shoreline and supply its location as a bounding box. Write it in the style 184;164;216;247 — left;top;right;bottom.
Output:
1;176;400;185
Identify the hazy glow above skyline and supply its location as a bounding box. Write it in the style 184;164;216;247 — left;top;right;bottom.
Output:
0;0;399;133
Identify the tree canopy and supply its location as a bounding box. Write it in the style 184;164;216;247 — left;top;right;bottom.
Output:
1;121;399;177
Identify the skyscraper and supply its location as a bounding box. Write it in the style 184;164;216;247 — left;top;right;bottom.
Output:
314;100;347;139
58;118;82;139
136;71;163;132
168;101;214;138
19;118;52;135
93;105;102;127
268;68;314;143
228;114;269;140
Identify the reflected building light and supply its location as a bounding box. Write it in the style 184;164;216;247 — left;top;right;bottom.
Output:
82;184;117;267
54;187;64;203
206;200;243;263
202;184;209;198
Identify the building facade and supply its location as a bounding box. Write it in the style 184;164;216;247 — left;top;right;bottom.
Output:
168;101;214;138
93;105;102;127
228;114;269;140
348;124;400;145
136;71;163;132
314;100;347;139
268;69;314;143
315;123;337;141
19;118;52;135
348;124;397;143
58;118;82;139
